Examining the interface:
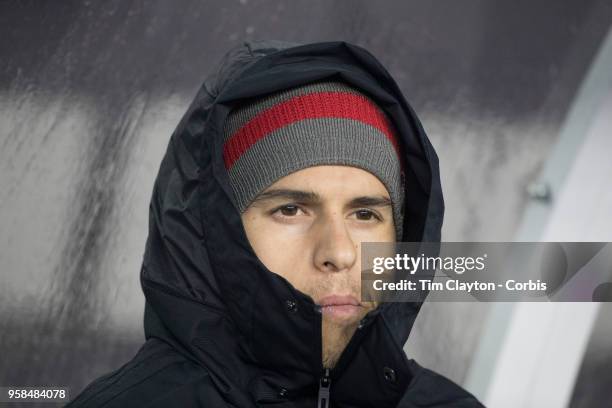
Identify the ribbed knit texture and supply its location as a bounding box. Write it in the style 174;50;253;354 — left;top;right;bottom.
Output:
223;80;405;240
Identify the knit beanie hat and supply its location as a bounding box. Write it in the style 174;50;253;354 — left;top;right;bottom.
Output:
222;80;405;240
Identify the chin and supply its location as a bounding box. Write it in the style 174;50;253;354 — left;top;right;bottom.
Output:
322;312;363;328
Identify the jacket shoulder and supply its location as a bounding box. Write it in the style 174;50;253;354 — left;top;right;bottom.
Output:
398;359;485;407
66;338;220;408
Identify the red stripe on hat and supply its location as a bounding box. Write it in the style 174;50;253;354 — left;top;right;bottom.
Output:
223;91;403;169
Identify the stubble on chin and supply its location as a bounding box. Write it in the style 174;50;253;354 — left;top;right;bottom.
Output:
321;317;358;368
304;277;378;368
321;303;376;368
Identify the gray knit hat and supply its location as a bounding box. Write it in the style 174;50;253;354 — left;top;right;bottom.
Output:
222;80;405;240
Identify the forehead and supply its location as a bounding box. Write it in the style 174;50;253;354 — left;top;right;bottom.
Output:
265;165;390;198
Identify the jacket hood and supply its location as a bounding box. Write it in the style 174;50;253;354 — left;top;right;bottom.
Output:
140;40;445;407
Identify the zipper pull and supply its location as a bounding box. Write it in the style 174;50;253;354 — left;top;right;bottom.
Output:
317;368;331;408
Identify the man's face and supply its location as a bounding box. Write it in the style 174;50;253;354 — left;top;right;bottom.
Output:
241;165;396;368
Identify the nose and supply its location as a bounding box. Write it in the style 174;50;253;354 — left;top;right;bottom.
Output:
313;212;357;273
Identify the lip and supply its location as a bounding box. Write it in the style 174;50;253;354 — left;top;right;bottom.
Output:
318;295;360;307
317;295;362;320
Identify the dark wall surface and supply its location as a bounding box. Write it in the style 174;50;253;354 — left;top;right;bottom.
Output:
1;1;611;406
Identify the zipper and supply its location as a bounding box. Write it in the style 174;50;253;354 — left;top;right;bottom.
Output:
317;368;331;408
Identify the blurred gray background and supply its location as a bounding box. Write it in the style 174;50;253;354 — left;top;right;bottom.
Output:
1;1;612;407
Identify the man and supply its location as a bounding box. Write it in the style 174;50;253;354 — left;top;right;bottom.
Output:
68;40;484;407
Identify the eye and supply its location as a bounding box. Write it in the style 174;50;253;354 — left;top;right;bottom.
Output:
271;204;305;218
354;209;382;222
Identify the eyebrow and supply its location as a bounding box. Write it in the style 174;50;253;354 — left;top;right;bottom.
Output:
251;188;392;208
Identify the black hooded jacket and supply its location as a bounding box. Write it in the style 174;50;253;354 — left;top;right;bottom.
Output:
67;40;485;408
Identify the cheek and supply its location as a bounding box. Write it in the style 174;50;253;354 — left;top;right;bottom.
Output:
243;218;308;286
350;223;395;243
